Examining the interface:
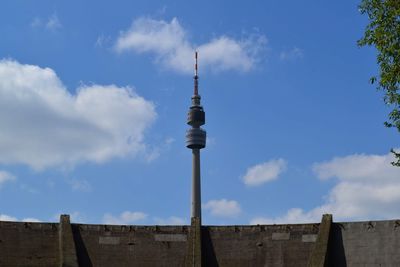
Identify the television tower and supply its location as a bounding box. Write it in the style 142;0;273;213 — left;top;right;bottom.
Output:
186;51;206;221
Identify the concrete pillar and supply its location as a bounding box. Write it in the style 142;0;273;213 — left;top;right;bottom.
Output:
308;214;332;267
59;214;79;267
192;148;201;219
186;217;202;267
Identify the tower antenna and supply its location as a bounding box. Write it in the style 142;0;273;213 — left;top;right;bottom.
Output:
194;51;199;96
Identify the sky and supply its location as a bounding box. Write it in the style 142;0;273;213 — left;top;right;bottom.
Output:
0;0;399;225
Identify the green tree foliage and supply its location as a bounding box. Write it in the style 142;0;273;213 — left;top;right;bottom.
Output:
358;0;400;166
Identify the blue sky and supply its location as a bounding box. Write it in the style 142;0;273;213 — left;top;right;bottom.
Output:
0;0;399;225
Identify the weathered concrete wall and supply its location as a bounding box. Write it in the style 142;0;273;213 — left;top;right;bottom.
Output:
0;221;59;267
72;223;319;267
330;220;400;266
0;220;319;267
1;217;400;266
73;223;320;267
72;224;189;267
204;224;319;267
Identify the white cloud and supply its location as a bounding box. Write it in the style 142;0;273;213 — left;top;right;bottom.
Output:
22;218;41;222
154;216;186;225
280;47;303;60
0;171;16;187
310;151;400;220
312;152;400;182
251;151;400;224
203;199;241;218
0;214;17;221
104;212;185;225
250;208;319;224
0;59;156;170
0;214;40;222
242;159;287;186
103;211;148;225
115;17;267;74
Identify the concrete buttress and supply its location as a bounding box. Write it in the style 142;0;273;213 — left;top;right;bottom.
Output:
308;214;332;267
59;214;79;267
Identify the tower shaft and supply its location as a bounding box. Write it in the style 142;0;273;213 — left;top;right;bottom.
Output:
191;148;201;218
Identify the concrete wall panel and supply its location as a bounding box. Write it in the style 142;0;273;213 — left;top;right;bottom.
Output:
331;220;400;266
1;219;400;266
0;221;59;267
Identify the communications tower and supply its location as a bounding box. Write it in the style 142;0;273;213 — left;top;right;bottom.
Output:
186;51;206;221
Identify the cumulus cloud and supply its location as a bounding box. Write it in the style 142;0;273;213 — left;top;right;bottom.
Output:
0;59;156;170
22;218;41;222
310;151;400;220
104;212;186;225
251;151;400;224
312;152;400;182
0;214;40;222
115;17;267;73
0;214;17;221
250;208;318;225
153;216;186;225
203;199;241;218
103;211;148;225
0;171;16;187
242;159;287;186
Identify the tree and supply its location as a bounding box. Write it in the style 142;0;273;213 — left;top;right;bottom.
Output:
358;0;400;166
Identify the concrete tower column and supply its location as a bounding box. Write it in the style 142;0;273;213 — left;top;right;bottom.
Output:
192;148;201;218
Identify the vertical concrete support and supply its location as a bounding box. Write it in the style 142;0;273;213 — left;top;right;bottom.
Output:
308;214;332;267
59;214;79;267
192;148;201;219
186;217;202;267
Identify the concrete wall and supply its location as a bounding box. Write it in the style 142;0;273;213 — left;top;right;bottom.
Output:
72;223;318;267
204;224;319;267
330;220;400;266
1;218;400;266
72;224;188;267
0;220;319;267
0;221;59;267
